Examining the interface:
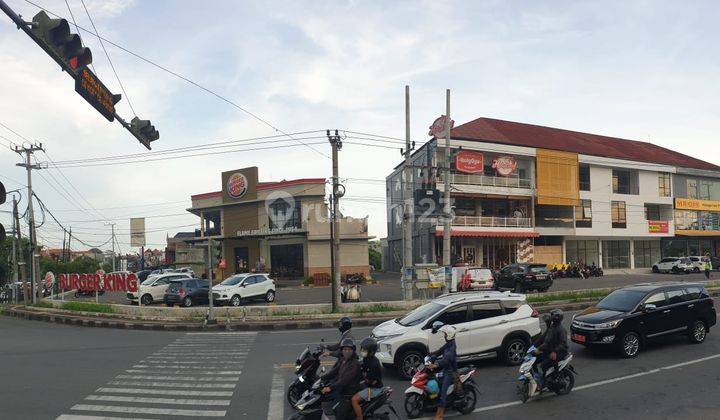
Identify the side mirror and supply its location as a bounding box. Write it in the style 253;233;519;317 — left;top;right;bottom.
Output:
320;366;326;374
643;304;657;312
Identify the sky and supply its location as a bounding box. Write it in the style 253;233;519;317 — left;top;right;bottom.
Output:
1;0;719;257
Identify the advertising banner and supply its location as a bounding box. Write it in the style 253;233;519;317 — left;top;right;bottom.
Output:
648;220;669;234
455;150;484;174
130;217;146;247
675;198;720;212
58;272;138;292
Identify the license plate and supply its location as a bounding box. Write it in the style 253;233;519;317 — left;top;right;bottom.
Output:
536;275;546;280
572;333;586;343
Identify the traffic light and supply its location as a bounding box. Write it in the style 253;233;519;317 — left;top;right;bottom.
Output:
130;117;160;149
31;11;92;73
214;241;223;263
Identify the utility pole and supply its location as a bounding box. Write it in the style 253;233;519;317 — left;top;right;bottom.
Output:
206;238;214;323
442;89;452;267
67;227;72;261
327;130;343;311
106;223;116;271
11;195;19;302
403;85;414;274
15;143;44;305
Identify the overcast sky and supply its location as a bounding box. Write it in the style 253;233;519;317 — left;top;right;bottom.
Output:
1;0;719;256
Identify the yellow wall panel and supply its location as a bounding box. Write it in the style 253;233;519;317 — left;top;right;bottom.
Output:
536;149;580;206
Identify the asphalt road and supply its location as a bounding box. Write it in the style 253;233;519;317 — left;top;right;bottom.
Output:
2;301;719;419
66;271;717;307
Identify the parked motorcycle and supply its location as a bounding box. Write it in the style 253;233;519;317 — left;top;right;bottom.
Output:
340;275;362;303
289;377;397;420
403;355;478;419
73;289;104;298
287;345;325;408
516;345;576;403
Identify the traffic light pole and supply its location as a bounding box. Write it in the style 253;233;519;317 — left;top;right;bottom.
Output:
15;143;44;305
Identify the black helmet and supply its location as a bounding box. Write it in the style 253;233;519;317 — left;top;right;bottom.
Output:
360;337;378;355
339;316;352;333
340;338;356;351
550;309;564;325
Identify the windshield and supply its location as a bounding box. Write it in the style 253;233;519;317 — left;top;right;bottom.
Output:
168;281;182;292
219;275;246;286
141;277;157;286
597;290;646;312
397;302;444;327
467;268;493;280
530;266;549;273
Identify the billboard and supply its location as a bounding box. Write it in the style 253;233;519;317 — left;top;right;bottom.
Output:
130;217;146;247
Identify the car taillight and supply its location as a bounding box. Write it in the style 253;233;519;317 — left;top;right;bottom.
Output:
530;307;539;318
179;288;186;297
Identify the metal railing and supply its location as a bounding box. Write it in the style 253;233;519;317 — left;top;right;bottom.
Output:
439;173;532;189
452;216;532;228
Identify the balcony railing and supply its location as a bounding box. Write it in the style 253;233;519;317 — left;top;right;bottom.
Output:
439;173;532;189
452;216;532;228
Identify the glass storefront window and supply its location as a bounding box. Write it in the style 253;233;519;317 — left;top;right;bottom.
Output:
634;240;661;268
603;240;630;269
688;240;700;257
662;239;687;258
566;240;599;266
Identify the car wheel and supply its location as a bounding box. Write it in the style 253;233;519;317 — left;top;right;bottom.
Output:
183;296;193;307
514;282;526;293
671;266;679;274
230;295;242;307
689;320;707;344
502;336;528;365
265;290;275;303
141;294;152;305
538;287;549;293
619;332;640;358
652;266;659;273
397;349;425;379
694;267;700;273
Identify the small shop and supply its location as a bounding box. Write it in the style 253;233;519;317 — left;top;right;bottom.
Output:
435;231;537;270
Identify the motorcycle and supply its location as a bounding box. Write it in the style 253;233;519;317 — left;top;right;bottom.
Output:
340;275;362;303
289;377;398;420
516;345;576;403
403;355;478;419
73;289;105;298
287;345;325;408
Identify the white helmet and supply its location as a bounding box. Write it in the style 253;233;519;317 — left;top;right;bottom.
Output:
439;325;457;341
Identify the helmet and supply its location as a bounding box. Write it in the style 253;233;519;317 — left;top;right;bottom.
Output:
550;309;564;325
360;337;378;355
439;325;457;341
542;314;552;328
340;338;356;351
339;316;352;333
431;320;444;334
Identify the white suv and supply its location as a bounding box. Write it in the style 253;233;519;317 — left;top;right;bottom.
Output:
127;273;192;305
652;257;694;274
371;291;541;378
212;273;276;306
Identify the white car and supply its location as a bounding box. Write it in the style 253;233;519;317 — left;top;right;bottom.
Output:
687;256;705;273
652;257;694;274
371;291;541;379
212;273;276;306
127;273;192;305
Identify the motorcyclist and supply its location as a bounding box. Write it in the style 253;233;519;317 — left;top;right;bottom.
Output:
428;321;458;420
533;309;568;388
320;338;361;410
351;338;384;420
324;316;354;358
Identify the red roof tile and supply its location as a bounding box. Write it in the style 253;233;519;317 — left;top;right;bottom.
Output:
449;118;720;171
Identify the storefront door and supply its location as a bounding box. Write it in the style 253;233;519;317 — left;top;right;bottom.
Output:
234;247;249;273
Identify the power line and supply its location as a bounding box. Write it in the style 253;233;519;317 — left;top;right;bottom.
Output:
22;0;330;159
63;0;96;75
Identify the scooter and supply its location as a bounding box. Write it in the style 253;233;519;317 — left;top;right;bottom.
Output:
516;345;576;403
340;275;362;303
289;377;398;420
403;355;478;419
287;345;325;408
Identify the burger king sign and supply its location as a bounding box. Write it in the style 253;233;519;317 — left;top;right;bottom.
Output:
227;172;249;199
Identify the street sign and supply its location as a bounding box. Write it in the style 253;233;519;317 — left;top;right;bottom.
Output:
75;67;120;122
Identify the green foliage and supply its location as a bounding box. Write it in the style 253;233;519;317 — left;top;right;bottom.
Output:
39;255;101;278
102;262;113;273
0;237;30;284
61;301;113;313
349;304;396;314
32;300;53;308
369;248;381;271
526;289;610;304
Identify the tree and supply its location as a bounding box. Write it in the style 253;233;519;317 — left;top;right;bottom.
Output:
0;237;31;284
369;248;381;271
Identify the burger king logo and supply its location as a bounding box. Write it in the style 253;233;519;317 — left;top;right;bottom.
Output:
227;173;249;198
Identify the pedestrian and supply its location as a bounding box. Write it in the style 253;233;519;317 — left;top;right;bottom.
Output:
704;257;712;279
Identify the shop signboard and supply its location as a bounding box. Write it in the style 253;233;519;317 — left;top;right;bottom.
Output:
675;198;720;212
455;150;484;174
648;220;669;234
492;156;517;177
428;115;454;138
58;272;138;292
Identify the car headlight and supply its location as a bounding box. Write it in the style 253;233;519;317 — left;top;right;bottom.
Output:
594;319;622;330
374;333;404;342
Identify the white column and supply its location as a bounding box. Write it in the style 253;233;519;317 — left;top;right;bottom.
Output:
598;239;603;269
630;238;635;269
561;238;566;264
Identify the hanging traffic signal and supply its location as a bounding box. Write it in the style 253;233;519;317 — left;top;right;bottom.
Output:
130;117;159;150
31;11;92;73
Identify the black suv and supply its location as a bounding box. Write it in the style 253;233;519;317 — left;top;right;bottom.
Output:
495;263;553;293
164;278;209;307
571;283;716;358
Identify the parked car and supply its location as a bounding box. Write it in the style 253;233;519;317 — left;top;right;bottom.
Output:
652;257;694;274
687;256;705;273
171;267;196;277
164;278;209;307
127;273;192;305
571;282;716;358
135;269;153;282
710;256;720;270
370;291;541;378
453;266;495;291
212;273;276;306
494;263;553;293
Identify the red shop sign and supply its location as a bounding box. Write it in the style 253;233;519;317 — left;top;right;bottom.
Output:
648;220;669;234
455;151;484;174
492;156;517;177
57;272;138;292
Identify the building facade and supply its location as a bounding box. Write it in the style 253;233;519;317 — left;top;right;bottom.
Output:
385;117;720;272
186;167;370;279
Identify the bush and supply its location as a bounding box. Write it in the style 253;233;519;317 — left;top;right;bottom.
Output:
61;301;114;314
527;290;609;304
302;277;312;287
32;301;53;308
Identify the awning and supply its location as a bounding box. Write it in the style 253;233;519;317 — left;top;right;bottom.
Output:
435;229;539;238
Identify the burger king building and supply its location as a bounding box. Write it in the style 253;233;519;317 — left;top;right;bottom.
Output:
186;167;371;279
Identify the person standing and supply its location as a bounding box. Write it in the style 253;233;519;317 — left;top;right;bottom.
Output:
704;256;712;279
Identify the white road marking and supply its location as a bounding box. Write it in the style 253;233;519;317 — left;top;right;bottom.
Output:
144;356;247;361
133;364;241;370
107;381;236;389
185;332;257;335
96;388;233;397
266;366;285;420
116;374;239;382
85;395;230;406
71;404;226;417
126;369;242;375
57;415;155;420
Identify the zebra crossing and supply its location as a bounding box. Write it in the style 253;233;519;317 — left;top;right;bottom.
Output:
55;332;256;419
